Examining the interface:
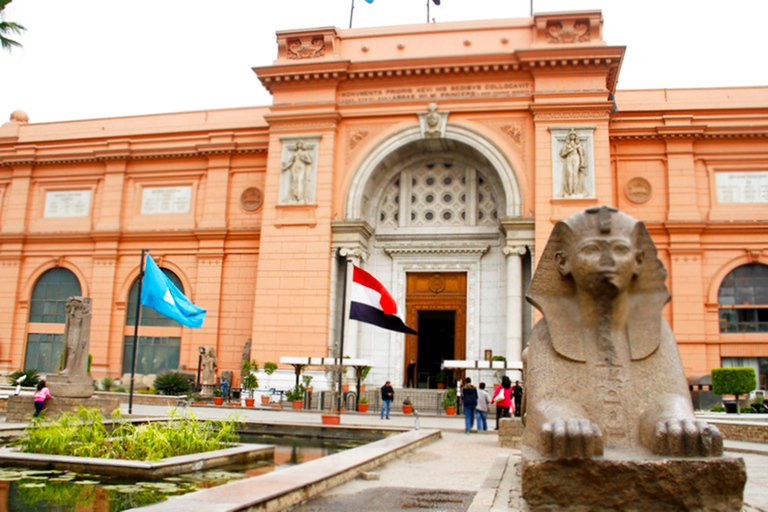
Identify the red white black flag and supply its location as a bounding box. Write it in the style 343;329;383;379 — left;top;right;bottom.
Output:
349;265;417;335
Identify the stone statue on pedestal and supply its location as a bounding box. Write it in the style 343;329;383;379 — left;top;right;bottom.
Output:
47;296;94;398
521;207;745;510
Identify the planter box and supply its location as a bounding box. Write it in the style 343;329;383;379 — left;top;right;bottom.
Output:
321;414;340;425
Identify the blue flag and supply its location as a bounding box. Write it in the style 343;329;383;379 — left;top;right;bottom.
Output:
140;253;206;328
364;0;374;3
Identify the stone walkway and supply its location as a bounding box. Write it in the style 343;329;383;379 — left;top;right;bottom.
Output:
3;404;767;511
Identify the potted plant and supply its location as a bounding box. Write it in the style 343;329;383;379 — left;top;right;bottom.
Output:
321;411;340;425
358;366;370;392
241;360;259;407
402;397;413;415
302;373;314;393
286;385;305;410
436;371;447;390
358;396;369;413
442;388;457;415
212;388;224;406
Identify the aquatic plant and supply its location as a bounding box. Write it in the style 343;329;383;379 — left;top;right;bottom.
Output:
14;408;240;461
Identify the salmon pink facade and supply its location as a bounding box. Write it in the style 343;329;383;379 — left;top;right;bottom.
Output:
1;11;767;390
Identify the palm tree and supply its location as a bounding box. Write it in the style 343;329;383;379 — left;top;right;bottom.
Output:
0;0;25;52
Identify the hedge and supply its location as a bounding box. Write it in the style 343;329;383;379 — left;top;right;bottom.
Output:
711;367;757;397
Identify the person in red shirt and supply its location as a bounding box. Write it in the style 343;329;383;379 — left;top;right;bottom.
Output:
491;375;513;430
33;380;52;418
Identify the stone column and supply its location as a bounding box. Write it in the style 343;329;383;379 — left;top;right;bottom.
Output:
503;245;526;378
339;247;366;359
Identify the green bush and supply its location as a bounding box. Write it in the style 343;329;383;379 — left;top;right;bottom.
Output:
285;385;305;401
8;369;40;387
710;405;726;412
153;372;192;395
100;376;115;391
263;362;278;375
712;367;757;414
441;388;457;409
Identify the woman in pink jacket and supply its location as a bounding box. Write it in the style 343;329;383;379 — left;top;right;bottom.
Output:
33;380;52;418
491;375;513;430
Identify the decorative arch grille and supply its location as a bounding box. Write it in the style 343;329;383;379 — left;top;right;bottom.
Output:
25;268;82;373
122;268;184;375
378;161;498;228
718;263;768;333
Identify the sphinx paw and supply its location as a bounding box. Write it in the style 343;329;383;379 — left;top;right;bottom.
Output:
653;418;723;457
541;418;603;458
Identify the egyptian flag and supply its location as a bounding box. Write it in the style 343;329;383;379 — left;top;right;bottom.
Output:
350;265;417;334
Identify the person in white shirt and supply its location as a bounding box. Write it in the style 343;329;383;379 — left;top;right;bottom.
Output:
476;382;492;431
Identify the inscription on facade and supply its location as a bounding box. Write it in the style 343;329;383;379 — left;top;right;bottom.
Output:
140;186;192;215
716;172;768;203
338;82;530;104
44;190;91;218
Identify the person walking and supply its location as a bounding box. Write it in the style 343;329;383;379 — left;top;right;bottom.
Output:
380;380;394;419
220;376;230;401
462;377;478;434
476;382;491;431
33;380;52;418
406;359;416;388
492;375;513;430
511;380;523;417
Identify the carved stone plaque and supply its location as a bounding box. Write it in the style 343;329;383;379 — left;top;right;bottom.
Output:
240;187;263;211
624;177;652;204
140;186;192;215
716;171;768;203
44;190;91;218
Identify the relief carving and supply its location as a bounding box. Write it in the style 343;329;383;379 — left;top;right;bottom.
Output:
559;129;588;198
287;37;325;59
280;138;319;205
546;19;590;43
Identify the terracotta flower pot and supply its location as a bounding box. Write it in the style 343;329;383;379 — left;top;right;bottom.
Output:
261;395;270;405
403;405;413;415
358;403;369;413
437;383;446;389
245;398;255;407
213;397;224;406
341;384;350;392
271;403;283;409
445;406;456;416
358;384;366;392
191;401;207;406
292;400;303;410
321;414;340;425
226;402;239;407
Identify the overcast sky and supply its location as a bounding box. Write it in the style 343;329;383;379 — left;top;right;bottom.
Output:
1;0;767;124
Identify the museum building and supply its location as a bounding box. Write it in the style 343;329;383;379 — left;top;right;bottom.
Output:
1;10;767;390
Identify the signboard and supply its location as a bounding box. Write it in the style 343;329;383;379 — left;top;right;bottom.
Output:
140;186;192;215
716;172;768;204
43;190;91;218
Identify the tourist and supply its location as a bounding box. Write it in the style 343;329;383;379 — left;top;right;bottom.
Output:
406;359;416;388
220;376;230;400
512;380;523;417
492;375;513;430
476;382;491;431
462;377;478;434
33;380;52;418
380;380;394;419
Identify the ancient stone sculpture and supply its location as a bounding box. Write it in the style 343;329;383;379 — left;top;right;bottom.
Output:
559;129;587;197
47;296;94;398
281;139;313;203
424;103;441;138
201;346;218;386
523;207;722;458
240;338;252;382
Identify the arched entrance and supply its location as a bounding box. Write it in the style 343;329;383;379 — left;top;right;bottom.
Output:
336;124;531;385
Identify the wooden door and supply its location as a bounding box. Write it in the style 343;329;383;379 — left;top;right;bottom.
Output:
404;272;466;386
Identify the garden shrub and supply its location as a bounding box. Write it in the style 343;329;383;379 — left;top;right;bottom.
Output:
153;371;192;395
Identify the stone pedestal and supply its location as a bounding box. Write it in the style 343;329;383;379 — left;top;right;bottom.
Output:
522;448;747;511
7;395;120;423
498;417;522;448
46;374;95;399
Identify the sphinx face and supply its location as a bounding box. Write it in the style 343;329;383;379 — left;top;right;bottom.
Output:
559;235;642;298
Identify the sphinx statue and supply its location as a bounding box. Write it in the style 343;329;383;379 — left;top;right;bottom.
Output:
521;207;744;510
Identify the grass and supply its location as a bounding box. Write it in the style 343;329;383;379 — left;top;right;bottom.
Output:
14;408;240;461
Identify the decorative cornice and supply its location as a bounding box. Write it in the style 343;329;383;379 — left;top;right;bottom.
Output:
0;145;266;167
609;129;768;141
385;243;489;256
533;108;611;121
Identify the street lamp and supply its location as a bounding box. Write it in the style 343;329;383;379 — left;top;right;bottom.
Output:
196;347;205;391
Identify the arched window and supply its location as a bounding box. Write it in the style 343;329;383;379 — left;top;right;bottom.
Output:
122;268;183;375
25;268;82;373
718;264;768;333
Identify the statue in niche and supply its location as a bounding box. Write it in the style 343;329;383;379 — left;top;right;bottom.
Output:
59;297;92;377
201;346;218;386
281;139;313;203
559;129;588;197
522;206;722;459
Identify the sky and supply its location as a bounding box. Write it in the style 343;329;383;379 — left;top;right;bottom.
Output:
1;0;767;124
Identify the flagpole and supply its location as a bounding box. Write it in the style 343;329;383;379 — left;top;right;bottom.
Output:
128;249;146;415
349;0;355;29
426;0;430;23
336;257;350;414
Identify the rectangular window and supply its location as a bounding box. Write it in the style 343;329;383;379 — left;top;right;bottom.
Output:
719;308;768;333
24;333;64;374
122;336;180;376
